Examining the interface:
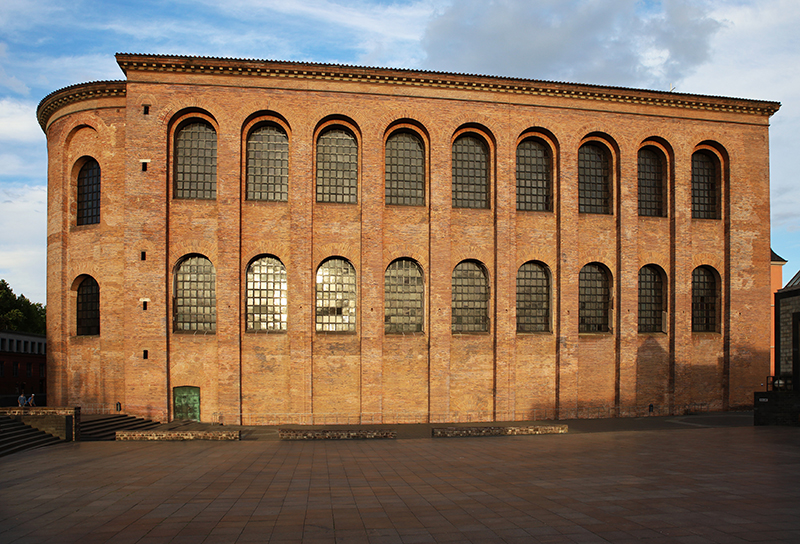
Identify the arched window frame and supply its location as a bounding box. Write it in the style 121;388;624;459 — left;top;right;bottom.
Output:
451;260;490;333
245;255;288;333
75;275;100;336
578;139;615;215
315;120;360;204
173;254;216;334
516;261;551;333
243;116;290;202
516;133;555;212
384;258;425;334
452;129;492;209
579;263;612;333
691;147;723;220
315;257;357;333
638;144;668;217
384;126;427;207
75;157;101;226
638;264;667;333
692;266;720;332
170;112;218;200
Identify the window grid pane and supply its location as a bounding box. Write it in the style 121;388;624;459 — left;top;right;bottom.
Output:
246;125;289;201
316;258;357;332
638;266;664;333
692;267;717;332
174;256;216;332
246;256;288;332
76;277;99;336
316;129;358;204
452;261;489;333
385;132;425;206
77;159;101;226
452;136;489;209
516;140;551;211
175;122;217;200
692;152;719;219
578;144;611;214
638;148;665;217
579;264;610;332
516;262;550;332
385;259;424;334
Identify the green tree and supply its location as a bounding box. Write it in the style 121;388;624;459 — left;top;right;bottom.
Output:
0;279;46;334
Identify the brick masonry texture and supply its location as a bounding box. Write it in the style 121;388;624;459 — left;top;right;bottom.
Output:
38;54;780;425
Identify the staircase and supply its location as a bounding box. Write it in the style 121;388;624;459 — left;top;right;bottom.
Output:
80;414;161;441
0;416;62;457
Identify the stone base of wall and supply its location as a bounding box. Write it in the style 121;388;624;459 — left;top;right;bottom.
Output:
115;430;240;441
0;407;80;441
279;429;397;440
432;425;568;437
754;391;800;426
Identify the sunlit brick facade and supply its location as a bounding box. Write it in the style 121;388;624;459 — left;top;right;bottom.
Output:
38;54;780;424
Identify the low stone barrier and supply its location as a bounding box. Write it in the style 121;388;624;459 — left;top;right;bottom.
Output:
0;407;80;441
432;424;568;438
115;430;240;441
279;429;396;440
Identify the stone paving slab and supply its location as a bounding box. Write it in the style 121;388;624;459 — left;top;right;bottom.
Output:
2;413;800;543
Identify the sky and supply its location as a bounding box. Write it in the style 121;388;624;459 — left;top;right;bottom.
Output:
1;0;799;304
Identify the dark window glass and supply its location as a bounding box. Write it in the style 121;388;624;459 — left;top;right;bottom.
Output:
77;159;101;225
517;262;550;332
638;147;665;217
517;139;551;211
638;266;664;333
40;362;46;377
174;256;216;333
692;267;718;332
385;259;424;334
452;261;489;333
174;121;217;200
76;276;100;336
578;144;611;214
12;362;18;377
692;152;719;219
385;132;425;206
316;129;357;204
26;362;32;378
246;256;287;332
579;264;610;332
0;362;4;378
247;125;289;201
316;258;356;332
452;135;489;209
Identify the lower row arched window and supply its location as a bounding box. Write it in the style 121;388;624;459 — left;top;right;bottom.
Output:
692;266;719;332
174;255;216;333
316;257;357;332
385;259;424;334
638;265;665;333
452;260;489;333
76;276;100;336
516;261;550;332
579;263;611;332
246;256;287;332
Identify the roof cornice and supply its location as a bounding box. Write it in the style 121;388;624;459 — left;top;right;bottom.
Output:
115;53;781;118
37;80;127;131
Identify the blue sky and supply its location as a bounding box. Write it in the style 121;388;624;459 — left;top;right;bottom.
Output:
1;0;799;304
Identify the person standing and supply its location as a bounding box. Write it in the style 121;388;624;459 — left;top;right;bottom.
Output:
18;392;26;407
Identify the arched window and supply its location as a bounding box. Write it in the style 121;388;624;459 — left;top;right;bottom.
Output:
77;158;101;226
692;266;718;332
516;139;551;211
452;135;489;209
452;260;489;333
384;258;424;334
174;256;216;333
76;276;99;336
578;143;611;214
638;147;666;217
246;124;289;201
246;256;287;332
316;258;356;332
579;263;611;332
692;151;720;219
316;128;357;204
385;131;425;206
638;265;665;333
516;261;550;332
174;121;217;200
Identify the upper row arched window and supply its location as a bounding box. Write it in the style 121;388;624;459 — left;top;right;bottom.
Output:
638;147;666;217
578;143;611;214
517;139;552;212
385;131;425;206
316;128;358;204
247;124;289;202
452;135;489;209
692;151;720;219
174;121;217;200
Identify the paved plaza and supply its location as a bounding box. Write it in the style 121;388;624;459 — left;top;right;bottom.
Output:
1;413;800;543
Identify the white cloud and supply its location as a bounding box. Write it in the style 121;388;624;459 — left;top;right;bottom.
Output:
0;98;42;142
0;184;46;304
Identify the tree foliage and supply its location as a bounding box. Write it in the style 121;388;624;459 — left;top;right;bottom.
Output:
0;279;46;335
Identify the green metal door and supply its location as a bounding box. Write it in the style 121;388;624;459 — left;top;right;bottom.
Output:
173;386;200;421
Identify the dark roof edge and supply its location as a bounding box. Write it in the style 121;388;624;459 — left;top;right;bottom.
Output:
772;249;788;263
37;80;127;132
115;52;781;116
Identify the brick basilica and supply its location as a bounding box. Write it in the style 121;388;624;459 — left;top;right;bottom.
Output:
37;53;780;424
